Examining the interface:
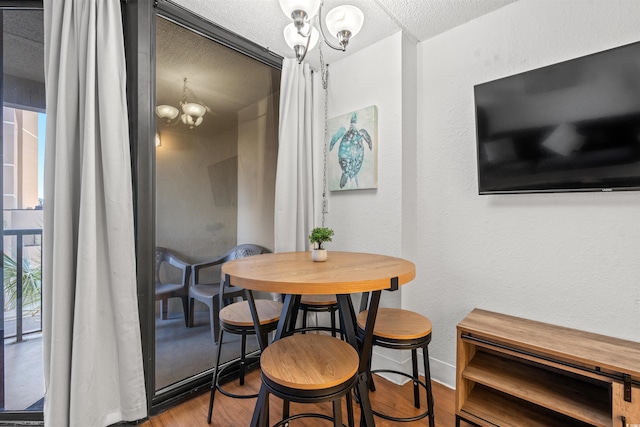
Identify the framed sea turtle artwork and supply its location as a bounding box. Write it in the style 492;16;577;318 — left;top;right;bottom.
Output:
327;105;378;191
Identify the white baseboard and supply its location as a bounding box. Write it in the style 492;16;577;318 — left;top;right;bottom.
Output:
428;355;456;389
369;348;412;385
370;348;456;389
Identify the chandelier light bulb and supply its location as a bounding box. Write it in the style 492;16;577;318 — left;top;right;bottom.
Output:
279;0;321;20
326;5;364;41
283;22;319;52
181;113;194;126
180;113;204;129
182;102;206;118
156;105;179;121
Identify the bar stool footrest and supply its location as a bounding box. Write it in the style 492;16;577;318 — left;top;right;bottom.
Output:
273;413;347;427
284;326;342;337
369;369;431;422
215;355;261;400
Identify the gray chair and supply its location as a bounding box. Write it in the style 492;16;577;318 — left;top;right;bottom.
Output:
188;244;271;342
155;247;191;326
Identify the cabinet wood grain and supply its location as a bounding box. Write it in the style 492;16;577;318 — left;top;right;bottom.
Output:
456;309;640;427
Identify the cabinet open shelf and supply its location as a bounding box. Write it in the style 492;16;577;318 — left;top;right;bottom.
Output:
456;309;640;427
461;384;593;427
462;350;611;426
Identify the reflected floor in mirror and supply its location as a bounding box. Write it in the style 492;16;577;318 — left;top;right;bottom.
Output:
155;309;259;390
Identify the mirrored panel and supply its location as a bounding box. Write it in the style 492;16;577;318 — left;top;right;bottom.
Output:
154;16;280;392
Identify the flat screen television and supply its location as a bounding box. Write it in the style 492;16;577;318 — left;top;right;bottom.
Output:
475;41;640;194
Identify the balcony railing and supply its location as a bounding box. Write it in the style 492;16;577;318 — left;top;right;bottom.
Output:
3;228;43;343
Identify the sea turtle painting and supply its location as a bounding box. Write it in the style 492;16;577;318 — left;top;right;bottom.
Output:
328;106;377;190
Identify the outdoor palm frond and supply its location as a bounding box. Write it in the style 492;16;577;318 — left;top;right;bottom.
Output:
3;253;42;315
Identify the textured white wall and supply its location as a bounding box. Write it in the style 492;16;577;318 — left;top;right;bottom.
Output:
155;127;238;263
414;0;640;387
237;95;278;251
325;32;405;261
325;32;417;378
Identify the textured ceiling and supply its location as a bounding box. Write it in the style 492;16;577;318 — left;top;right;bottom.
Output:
378;0;519;42
172;0;519;67
3;10;45;84
156;17;280;135
156;17;278;114
158;0;518;134
2;2;520;136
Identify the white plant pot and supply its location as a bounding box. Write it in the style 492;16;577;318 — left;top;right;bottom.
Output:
311;249;327;262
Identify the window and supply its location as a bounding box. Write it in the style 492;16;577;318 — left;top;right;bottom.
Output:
0;7;45;421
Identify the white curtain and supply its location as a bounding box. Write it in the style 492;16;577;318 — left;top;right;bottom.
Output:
42;1;147;426
275;59;323;252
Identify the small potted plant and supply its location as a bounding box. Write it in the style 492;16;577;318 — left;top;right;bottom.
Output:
308;227;334;262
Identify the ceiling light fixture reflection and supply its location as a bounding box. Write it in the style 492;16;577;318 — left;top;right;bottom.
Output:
156;78;212;129
280;0;364;63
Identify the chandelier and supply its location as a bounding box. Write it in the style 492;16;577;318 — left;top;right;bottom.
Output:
156;78;211;129
279;0;364;63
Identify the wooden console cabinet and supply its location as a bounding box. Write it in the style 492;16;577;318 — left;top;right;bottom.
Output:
456;309;640;427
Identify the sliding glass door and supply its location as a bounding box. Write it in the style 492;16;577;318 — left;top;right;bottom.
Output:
0;5;45;422
150;2;281;410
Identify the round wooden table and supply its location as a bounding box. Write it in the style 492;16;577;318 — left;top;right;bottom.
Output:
222;251;416;427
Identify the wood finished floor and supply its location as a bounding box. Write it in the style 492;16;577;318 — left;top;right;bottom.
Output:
141;370;466;426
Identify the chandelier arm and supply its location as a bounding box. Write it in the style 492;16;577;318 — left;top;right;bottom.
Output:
182;77;188;103
185;87;204;106
316;4;345;51
297;29;313;63
297;25;313;38
180;78;209;111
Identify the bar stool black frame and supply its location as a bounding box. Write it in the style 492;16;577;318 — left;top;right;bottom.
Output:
299;296;342;338
245;285;390;427
360;329;435;425
262;370;357;427
257;332;358;427
207;305;278;424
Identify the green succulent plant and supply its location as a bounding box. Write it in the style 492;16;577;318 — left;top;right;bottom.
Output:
308;227;334;250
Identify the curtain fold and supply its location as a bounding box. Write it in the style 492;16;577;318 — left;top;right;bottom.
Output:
42;1;147;425
274;59;321;252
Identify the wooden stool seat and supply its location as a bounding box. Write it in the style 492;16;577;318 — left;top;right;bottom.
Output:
261;334;358;390
260;334;358;426
357;308;432;340
299;294;341;337
300;294;338;306
356;307;435;426
208;299;282;424
219;299;282;327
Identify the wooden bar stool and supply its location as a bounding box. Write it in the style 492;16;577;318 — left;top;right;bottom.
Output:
356;307;435;426
208;299;282;424
259;334;358;426
299;294;341;337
